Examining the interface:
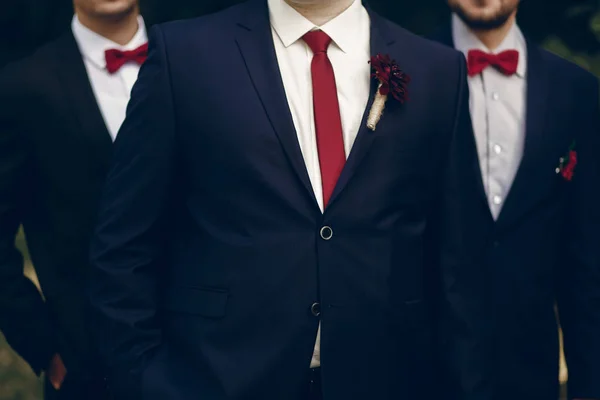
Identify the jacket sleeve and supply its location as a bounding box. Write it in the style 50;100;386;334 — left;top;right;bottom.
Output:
557;75;600;400
0;65;56;375
88;25;175;400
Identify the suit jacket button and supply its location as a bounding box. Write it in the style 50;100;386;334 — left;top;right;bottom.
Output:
320;226;333;240
311;302;321;317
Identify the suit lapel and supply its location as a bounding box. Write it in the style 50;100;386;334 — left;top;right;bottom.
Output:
235;0;319;209
54;32;112;169
325;9;394;209
234;2;413;211
495;40;549;228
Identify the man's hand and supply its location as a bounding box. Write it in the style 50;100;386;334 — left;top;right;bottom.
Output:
47;353;67;390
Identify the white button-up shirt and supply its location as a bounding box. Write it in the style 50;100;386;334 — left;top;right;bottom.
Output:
72;15;148;140
452;13;527;219
269;0;371;212
268;0;371;368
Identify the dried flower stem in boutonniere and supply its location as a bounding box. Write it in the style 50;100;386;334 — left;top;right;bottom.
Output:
367;54;410;131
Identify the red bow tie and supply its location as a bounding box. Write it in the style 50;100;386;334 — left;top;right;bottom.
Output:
467;49;519;77
105;43;148;74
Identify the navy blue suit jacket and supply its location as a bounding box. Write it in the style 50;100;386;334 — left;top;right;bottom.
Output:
431;23;600;400
89;2;472;399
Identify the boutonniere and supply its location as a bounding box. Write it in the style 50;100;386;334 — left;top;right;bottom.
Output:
367;54;410;131
555;141;577;181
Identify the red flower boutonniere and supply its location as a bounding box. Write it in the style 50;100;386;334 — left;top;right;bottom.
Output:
556;141;577;181
367;54;410;131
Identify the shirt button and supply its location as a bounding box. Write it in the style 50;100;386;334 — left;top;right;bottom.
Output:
492;195;502;205
493;144;502;154
320;226;333;240
311;302;321;317
492;92;499;101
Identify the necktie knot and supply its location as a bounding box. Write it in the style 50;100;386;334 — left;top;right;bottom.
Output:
303;30;332;55
467;49;519;77
105;43;149;74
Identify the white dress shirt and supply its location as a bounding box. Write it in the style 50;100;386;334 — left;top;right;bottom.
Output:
452;14;527;220
268;0;371;367
72;15;148;140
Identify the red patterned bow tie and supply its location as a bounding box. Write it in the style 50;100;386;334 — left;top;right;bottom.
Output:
467;49;519;77
105;43;148;74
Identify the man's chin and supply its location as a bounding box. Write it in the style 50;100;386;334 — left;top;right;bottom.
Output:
453;7;513;30
93;3;137;20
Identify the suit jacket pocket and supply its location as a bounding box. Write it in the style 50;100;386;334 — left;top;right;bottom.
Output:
162;286;228;319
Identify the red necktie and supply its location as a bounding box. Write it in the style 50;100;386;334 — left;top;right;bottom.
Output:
467;49;519;77
105;43;149;74
303;31;345;208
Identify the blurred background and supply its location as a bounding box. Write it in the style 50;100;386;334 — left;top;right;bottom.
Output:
0;0;598;399
1;0;599;71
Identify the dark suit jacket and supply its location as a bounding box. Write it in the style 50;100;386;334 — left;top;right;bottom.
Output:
89;1;472;399
0;31;113;395
431;23;600;400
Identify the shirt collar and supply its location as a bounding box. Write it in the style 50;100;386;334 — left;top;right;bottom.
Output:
268;0;365;54
451;13;527;78
71;14;148;70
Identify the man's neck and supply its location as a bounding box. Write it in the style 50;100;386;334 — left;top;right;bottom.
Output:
75;7;140;46
284;0;355;26
469;12;517;51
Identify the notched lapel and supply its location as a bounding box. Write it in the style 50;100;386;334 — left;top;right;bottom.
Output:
55;32;112;169
326;10;396;209
234;3;408;212
496;41;549;228
235;0;319;209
